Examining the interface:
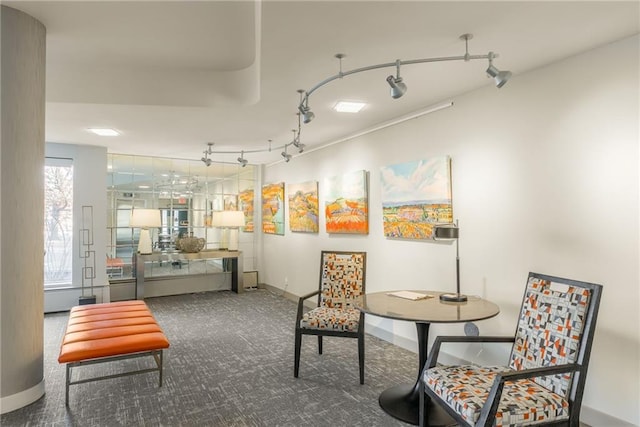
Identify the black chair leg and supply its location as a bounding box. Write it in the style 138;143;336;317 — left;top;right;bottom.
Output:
318;336;323;354
294;329;301;378
358;331;365;384
419;376;425;427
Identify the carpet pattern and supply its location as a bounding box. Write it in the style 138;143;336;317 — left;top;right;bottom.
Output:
2;289;420;426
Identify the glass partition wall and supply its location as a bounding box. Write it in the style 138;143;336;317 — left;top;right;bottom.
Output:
107;154;256;279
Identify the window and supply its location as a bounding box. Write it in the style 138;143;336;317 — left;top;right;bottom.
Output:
44;158;73;287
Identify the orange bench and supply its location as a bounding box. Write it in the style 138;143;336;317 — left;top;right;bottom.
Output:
58;300;170;406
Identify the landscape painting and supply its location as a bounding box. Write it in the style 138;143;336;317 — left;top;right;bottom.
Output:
262;182;285;235
288;181;319;233
239;189;254;232
325;170;368;234
380;156;453;239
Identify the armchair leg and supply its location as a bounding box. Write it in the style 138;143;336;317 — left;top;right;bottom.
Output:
358;331;365;385
419;375;425;427
318;336;323;354
294;329;301;378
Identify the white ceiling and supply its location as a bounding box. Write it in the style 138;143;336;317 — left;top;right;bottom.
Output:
6;1;640;165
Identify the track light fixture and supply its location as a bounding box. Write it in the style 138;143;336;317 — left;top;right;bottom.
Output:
290;129;305;153
297;90;315;124
297;33;511;125
281;145;292;162
386;60;407;99
198;34;509;166
201;142;214;167
486;51;512;88
237;151;248;167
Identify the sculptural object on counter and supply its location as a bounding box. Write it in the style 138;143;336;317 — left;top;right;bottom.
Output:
175;234;205;253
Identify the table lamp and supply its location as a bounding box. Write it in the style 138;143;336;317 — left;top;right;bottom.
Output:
212;210;245;250
221;210;245;251
129;208;161;255
434;220;467;302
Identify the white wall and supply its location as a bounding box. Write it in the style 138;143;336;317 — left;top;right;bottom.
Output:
262;35;639;425
45;143;109;311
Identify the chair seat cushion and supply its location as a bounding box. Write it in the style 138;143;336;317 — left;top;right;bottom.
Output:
424;365;569;426
300;307;360;332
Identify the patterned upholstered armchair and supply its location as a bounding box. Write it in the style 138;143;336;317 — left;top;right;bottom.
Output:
294;251;367;384
419;272;602;427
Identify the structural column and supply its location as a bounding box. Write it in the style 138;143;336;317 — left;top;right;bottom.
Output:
0;6;46;413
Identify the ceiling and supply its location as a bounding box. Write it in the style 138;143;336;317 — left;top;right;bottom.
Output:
6;1;639;166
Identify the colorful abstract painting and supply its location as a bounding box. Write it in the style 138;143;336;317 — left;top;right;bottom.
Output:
239;189;254;232
224;195;238;211
380;156;453;239
262;182;285;235
288;181;319;233
325;170;368;234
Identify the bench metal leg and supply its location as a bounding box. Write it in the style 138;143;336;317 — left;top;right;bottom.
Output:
159;350;163;387
64;349;166;407
65;363;71;406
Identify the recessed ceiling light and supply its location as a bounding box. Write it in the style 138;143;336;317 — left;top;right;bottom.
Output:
88;128;120;136
138;185;150;189
333;101;366;113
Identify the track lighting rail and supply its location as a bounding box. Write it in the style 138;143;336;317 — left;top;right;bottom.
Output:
200;33;510;167
304;53;495;98
297;34;510;124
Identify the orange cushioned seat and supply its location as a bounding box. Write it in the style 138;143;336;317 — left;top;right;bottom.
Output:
58;300;170;406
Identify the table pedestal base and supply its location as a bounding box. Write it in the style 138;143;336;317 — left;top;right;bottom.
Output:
379;383;455;426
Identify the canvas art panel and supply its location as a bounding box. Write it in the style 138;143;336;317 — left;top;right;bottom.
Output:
380;156;453;239
224;195;238;211
239;189;254;232
324;170;368;234
262;182;285;235
288;181;319;233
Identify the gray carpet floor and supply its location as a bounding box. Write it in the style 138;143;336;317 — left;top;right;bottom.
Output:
2;289;423;426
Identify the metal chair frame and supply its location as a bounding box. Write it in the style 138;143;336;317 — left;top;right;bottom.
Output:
294;250;367;384
419;272;603;427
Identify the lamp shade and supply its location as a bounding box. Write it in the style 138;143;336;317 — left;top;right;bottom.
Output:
220;210;245;227
434;224;459;240
210;211;224;227
130;209;161;228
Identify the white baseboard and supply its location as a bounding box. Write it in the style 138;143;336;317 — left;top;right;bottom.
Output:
580;406;636;427
44;284;110;313
0;380;45;414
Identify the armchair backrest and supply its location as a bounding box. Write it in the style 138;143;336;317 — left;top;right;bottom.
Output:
509;272;602;402
318;251;366;309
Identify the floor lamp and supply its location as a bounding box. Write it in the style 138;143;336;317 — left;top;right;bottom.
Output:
130;209;161;255
434;220;467;302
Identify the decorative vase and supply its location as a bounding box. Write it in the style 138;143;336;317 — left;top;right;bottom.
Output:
175;236;205;253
